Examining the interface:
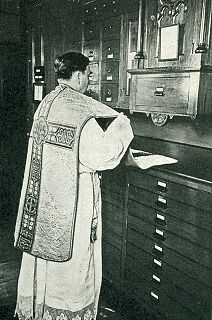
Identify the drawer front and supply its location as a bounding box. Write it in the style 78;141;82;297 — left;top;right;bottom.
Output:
83;2;100;22
101;61;119;82
129;170;212;212
88;63;99;83
129;185;212;231
133;73;189;114
102;219;123;238
102;228;122;251
101;83;118;106
102;17;121;39
84;21;100;41
124;265;200;320
102;39;120;61
102;240;122;284
126;242;211;304
86;84;99;100
102;189;124;208
100;0;123;17
125;253;210;319
128;199;212;249
83;44;100;62
102;201;124;221
128;214;211;268
127;229;212;287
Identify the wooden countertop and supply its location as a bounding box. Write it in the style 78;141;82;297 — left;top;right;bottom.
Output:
130;136;212;186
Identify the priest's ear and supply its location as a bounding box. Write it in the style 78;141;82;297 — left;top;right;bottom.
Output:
77;71;82;84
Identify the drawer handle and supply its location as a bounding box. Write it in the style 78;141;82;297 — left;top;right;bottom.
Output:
154;228;166;241
152;274;161;283
155;213;166;226
151;291;159;300
154;87;165;96
156;196;167;209
154;217;166;226
153;243;164;257
153;258;162;268
156;181;167;193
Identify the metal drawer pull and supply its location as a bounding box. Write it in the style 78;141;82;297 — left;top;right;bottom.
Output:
156;228;164;236
155;213;166;226
154;258;162;267
153;244;164;257
155;244;163;252
157;181;166;188
156;196;167;209
156;181;167;193
154;87;165;96
151;292;159;300
107;53;114;59
156;213;165;221
158;196;166;204
154;228;166;241
152;274;161;283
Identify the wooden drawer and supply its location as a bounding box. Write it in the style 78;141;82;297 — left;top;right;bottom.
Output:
102;39;120;61
88;63;99;83
126;243;211;304
130;73;192;115
102;189;124;208
102;166;127;192
83;1;100;22
100;0;123;17
83;44;100;62
129;185;212;232
102;218;123;238
102;228;122;251
86;84;99;101
128;214;211;268
102;240;122;284
102;17;121;39
129;170;212;212
128;199;212;249
102;201;124;221
127;229;212;287
125;253;211;319
84;21;100;41
101;61;119;82
124;265;199;320
101;83;118;106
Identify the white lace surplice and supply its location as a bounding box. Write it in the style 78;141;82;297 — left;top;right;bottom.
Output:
15;117;133;320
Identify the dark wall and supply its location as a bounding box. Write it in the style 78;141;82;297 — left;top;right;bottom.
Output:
0;1;27;307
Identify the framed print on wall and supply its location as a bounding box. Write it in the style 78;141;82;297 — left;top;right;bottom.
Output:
159;24;179;61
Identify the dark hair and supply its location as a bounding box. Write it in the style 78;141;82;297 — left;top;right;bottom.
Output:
54;52;89;79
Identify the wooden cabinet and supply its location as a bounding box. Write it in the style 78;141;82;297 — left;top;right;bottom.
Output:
82;0;122;105
101;166;128;286
128;0;212;123
102;165;212;319
82;0;140;108
125;167;212;320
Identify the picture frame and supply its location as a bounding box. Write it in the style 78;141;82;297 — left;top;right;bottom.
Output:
33;83;45;102
159;24;179;61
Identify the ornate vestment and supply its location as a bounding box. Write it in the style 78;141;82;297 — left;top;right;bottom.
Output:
14;84;117;262
15;84;134;320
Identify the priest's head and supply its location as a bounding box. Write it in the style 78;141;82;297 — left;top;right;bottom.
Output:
54;52;91;93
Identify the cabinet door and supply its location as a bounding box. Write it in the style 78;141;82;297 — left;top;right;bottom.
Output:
145;0;211;70
101;83;119;107
118;9;140;109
